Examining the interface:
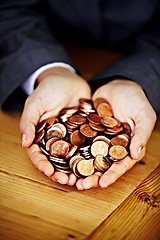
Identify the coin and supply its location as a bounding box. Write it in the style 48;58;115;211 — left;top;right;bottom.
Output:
93;98;109;109
101;117;121;128
109;145;128;160
87;113;102;125
69;114;86;125
76;159;95;177
91;140;109;157
70;130;85;146
50;140;70;157
80;123;97;138
94;155;110;172
34;129;45;144
96;102;113;118
122;122;131;135
110;134;129;148
36;120;46;133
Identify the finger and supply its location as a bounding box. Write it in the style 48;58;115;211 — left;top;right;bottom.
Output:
27;144;54;177
67;173;77;186
20;94;44;148
76;172;102;190
130;109;156;160
76;178;84;190
99;156;137;188
78;172;103;190
51;171;69;185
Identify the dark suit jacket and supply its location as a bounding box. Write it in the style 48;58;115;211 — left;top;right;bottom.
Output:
0;0;160;111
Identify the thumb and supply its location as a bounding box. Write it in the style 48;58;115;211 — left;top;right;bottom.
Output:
130;110;156;160
20;95;43;148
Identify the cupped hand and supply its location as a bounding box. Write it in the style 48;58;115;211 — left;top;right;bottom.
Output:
76;79;157;190
20;67;91;184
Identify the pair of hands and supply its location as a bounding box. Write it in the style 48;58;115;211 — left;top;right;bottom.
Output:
20;67;156;190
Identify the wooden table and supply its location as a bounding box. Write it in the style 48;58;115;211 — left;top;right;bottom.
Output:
0;44;160;240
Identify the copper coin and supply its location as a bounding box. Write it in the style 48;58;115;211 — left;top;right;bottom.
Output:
69;155;85;169
93;135;110;145
94;155;110;172
89;122;105;132
80;124;97;138
122;122;131;135
101;117;121;128
70;130;85;146
109;145;128;160
91;140;109;157
50;156;68;164
79;98;93;110
46;117;59;129
93;98;109;109
65;146;78;159
96;102;113;118
36;120;46;133
54;168;72;174
51;123;67;138
104;125;123;135
87;113;102;125
34;129;45;144
45;129;62;141
39;145;50;156
60;106;78;116
68;114;86;125
46;137;60;152
110;134;129;148
50;140;70;157
77;160;95;177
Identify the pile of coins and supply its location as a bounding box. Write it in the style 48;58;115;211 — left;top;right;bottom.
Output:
34;98;131;177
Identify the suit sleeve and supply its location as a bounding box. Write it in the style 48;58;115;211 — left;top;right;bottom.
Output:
89;3;160;112
0;0;73;111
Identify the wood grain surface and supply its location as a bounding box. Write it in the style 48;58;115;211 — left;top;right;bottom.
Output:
0;44;160;240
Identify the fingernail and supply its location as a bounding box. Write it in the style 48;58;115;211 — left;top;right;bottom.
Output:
138;146;142;155
22;134;26;147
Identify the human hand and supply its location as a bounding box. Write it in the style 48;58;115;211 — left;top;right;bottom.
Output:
76;79;157;190
20;67;91;185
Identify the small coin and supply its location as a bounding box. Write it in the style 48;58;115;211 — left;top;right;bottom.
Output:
60;106;78;116
93;135;110;145
51;123;67;138
46;137;60;152
46;117;59;129
101;117;121;128
93;98;109;109
80;123;97;138
89;122;105;132
65;145;78;159
94;155;110;172
109;145;128;160
87;113;102;125
70;130;85;146
36;120;46;133
34;129;45;144
69;114;86;125
45;129;62;141
96;102;113;118
110;134;129;148
50;140;70;157
76;159;95;177
69;155;84;169
91;140;109;157
122;122;131;135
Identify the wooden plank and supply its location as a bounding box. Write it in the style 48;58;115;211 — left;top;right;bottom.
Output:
88;165;160;240
0;205;85;240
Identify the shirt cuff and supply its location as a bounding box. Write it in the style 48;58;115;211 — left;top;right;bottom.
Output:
21;62;76;96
